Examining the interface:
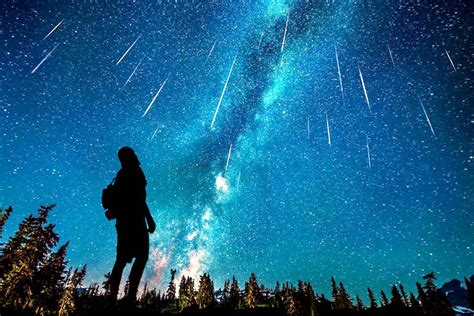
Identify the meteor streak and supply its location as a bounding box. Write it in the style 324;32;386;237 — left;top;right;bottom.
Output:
326;112;331;146
210;56;237;129
151;124;160;140
31;44;59;74
123;58;143;87
387;44;395;67
142;76;169;117
335;44;344;103
358;66;371;111
281;14;289;52
445;50;456;72
258;32;264;48
116;35;141;65
43;19;64;40
418;96;436;138
225;144;232;172
206;40;217;62
366;135;371;168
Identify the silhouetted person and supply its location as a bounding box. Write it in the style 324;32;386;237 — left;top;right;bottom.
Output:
107;146;155;302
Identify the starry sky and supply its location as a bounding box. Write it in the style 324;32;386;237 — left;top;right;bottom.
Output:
1;0;473;298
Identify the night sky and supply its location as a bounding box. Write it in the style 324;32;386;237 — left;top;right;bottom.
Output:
1;0;473;298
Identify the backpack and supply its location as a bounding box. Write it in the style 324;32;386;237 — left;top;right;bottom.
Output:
102;178;117;220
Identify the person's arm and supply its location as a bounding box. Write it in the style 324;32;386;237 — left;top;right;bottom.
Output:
145;203;156;233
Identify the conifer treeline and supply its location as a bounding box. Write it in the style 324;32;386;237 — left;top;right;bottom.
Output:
1;206;473;315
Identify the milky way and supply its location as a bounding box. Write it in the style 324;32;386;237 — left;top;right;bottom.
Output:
1;1;472;297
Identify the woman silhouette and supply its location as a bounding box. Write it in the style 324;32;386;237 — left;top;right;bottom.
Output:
108;146;155;302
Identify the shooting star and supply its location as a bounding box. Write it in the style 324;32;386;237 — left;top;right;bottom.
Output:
326;112;331;146
142;76;169;117
445;50;456;72
418;96;436;138
43;19;64;40
31;44;59;74
307;116;311;140
237;170;241;189
206;40;217;62
358;66;371;111
225;143;232;172
281;13;289;52
116;35;141;65
151;124;161;140
210;56;237;129
366;135;371;168
335;44;344;103
258;32;264;48
123;58;144;88
387;44;395;67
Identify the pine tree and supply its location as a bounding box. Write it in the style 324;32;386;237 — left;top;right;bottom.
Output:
422;272;454;315
166;269;177;300
102;272;112;295
390;284;404;307
0;205;60;311
380;290;389;307
336;282;353;309
58;265;86;316
222;279;230;305
399;284;409;306
244;273;259;308
416;281;427;308
0;206;13;239
274;281;282;309
196;273;214;309
32;241;69;314
331;277;339;308
283;283;298;316
355;294;365;311
409;292;423;313
367;287;378;308
229;276;240;309
465;277;474;309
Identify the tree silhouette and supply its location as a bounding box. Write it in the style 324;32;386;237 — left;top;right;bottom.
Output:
196;273;214;309
244;273;259;308
380;290;389;307
166;269;177;301
367;287;378;309
229;276;240;309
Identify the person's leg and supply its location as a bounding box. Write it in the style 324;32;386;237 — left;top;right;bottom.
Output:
127;254;148;301
109;257;127;300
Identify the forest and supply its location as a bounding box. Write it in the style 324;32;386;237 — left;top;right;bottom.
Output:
1;205;473;316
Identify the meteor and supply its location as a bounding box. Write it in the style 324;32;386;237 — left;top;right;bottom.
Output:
366;135;371;168
387;44;395;67
31;44;59;74
358;65;371;111
335;44;344;103
142;76;169;117
237;170;241;189
123;58;144;88
326;112;331;146
418;96;436;138
281;13;289;52
258;32;264;48
225;143;232;172
116;35;141;65
151;124;160;140
206;40;217;62
210;56;237;129
43;19;64;40
445;50;456;72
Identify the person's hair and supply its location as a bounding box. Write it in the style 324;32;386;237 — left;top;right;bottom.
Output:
118;146;140;167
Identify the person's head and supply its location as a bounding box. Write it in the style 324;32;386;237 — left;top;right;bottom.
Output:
118;146;140;168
